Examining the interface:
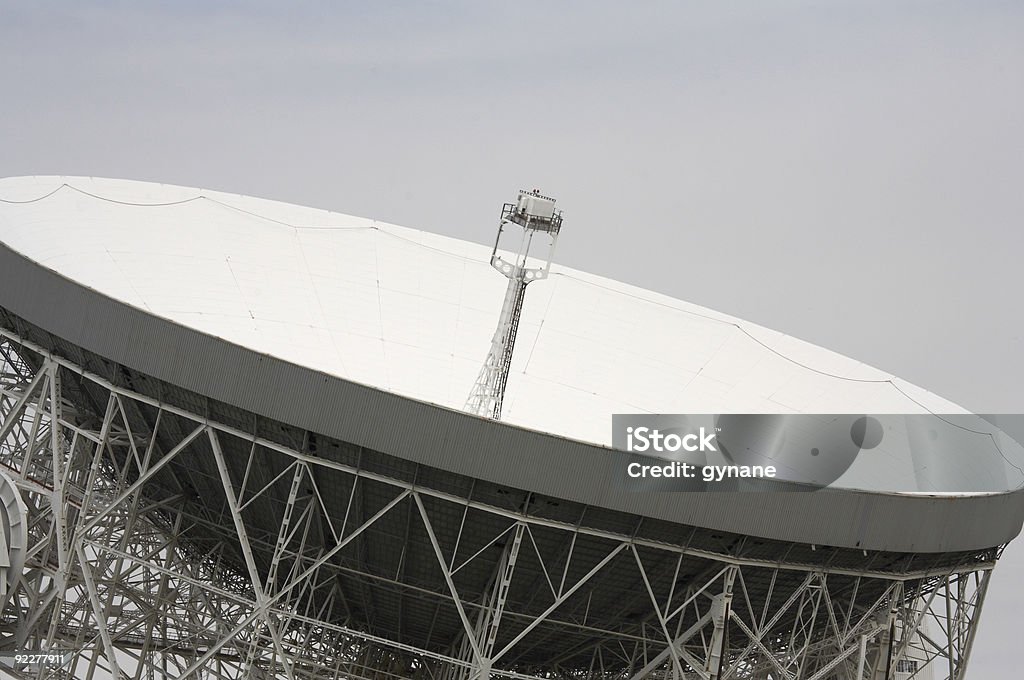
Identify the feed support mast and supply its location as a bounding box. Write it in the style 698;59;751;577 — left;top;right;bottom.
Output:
465;190;562;420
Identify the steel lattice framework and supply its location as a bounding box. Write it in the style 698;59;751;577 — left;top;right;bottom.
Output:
466;191;562;421
0;327;999;679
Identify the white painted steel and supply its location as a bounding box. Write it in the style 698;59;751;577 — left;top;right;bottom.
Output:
0;176;964;452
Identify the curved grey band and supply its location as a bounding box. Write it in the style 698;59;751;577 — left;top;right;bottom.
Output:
1;240;1021;553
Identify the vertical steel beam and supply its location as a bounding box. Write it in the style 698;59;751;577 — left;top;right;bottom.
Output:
209;428;297;680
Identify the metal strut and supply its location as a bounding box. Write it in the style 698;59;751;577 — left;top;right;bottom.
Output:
467;278;528;420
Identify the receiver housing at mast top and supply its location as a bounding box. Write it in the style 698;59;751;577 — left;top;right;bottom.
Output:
490;189;563;282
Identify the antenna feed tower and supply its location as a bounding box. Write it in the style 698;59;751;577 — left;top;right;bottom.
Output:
465;189;563;420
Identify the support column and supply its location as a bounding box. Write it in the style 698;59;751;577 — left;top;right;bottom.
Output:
707;567;737;680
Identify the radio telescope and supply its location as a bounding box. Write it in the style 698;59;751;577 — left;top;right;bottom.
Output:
1;176;1021;679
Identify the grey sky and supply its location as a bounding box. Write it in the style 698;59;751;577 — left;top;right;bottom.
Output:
2;1;1022;674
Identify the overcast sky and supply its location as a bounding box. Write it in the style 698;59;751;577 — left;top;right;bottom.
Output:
2;1;1022;675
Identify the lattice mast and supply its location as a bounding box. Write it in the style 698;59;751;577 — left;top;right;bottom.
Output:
466;190;563;420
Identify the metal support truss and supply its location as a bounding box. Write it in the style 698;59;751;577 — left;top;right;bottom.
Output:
465;276;528;421
0;327;1000;679
466;190;562;421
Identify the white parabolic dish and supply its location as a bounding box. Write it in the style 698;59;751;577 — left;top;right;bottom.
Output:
3;176;1024;554
0;176;965;442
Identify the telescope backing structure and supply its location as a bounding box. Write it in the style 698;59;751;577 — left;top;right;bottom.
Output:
0;176;1022;680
